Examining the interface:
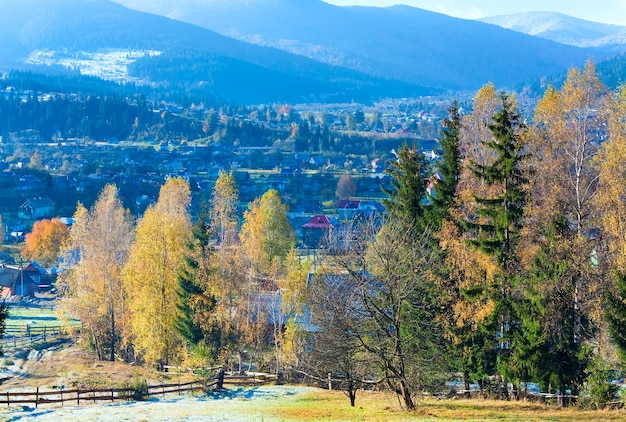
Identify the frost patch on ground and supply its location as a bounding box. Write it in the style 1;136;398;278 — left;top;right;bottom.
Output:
0;385;314;422
25;49;162;84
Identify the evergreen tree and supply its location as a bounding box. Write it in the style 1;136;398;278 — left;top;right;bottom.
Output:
175;252;204;347
605;272;626;363
382;143;428;225
465;93;527;396
426;102;463;228
514;217;590;405
468;93;526;264
0;301;7;356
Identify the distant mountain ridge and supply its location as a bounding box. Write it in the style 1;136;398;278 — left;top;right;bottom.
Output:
479;12;626;52
0;0;436;103
0;0;614;104
111;0;598;90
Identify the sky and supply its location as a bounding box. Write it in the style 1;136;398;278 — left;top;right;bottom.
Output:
323;0;626;26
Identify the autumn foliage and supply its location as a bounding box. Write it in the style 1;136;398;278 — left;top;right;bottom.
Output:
54;62;626;410
22;218;70;265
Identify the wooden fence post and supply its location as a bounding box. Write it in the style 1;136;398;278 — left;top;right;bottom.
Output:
35;387;39;409
328;373;332;391
111;387;114;402
6;391;9;406
77;387;80;405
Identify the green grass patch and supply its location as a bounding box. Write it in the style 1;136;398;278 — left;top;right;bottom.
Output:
6;306;80;328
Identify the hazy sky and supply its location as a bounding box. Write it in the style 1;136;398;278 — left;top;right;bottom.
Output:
323;0;626;26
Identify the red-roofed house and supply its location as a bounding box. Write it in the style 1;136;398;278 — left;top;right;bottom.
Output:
302;215;339;248
337;200;361;220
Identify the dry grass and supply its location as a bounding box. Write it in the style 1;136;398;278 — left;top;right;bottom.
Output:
0;343;193;391
265;389;626;421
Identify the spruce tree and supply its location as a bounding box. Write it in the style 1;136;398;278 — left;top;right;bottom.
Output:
605;271;626;363
513;217;590;405
426;102;462;229
382;142;428;225
0;302;7;356
175;253;204;346
466;93;526;396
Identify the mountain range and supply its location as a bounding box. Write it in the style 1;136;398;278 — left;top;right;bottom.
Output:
111;0;603;89
479;12;626;52
0;0;623;104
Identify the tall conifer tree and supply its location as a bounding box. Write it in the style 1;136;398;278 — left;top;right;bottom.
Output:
426;102;462;229
382;143;428;226
466;93;526;396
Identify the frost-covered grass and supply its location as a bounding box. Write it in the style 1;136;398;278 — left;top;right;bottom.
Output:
0;385;314;422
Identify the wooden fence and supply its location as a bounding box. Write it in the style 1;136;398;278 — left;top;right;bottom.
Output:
0;374;274;408
0;324;68;350
4;324;65;337
0;379;215;408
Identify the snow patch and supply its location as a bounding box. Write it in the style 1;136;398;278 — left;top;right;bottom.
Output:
25;49;162;84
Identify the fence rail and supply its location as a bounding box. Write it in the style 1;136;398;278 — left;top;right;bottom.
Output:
0;373;273;408
0;379;216;408
0;324;77;350
0;333;64;350
4;324;65;337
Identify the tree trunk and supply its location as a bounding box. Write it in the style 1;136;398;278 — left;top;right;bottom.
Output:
400;379;415;411
348;378;357;407
558;385;567;407
110;309;115;362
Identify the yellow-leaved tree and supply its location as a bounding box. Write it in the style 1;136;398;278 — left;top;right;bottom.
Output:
240;189;295;278
525;62;606;337
123;177;192;366
529;61;606;235
596;85;626;363
595;85;626;272
61;185;133;361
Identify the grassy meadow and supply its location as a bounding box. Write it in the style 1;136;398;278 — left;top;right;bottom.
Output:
256;389;626;421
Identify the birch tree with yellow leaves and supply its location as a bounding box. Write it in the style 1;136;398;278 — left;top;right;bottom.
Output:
123;177;192;366
597;85;626;362
512;63;607;403
62;185;133;361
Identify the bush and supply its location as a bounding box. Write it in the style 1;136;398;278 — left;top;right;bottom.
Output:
580;355;620;409
129;377;148;401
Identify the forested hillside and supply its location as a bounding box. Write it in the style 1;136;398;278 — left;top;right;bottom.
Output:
112;0;598;90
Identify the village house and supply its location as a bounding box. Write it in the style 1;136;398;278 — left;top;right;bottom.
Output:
301;215;339;249
337;199;361;220
0;264;37;297
338;199;385;221
19;197;55;220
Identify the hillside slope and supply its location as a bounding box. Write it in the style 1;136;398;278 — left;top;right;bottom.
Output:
0;0;434;103
112;0;599;90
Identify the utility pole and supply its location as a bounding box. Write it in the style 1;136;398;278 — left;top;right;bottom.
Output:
19;257;24;298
